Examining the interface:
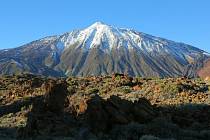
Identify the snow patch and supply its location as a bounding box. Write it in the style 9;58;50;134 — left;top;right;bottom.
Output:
203;52;210;56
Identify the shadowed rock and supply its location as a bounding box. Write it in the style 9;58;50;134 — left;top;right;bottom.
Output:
68;94;158;133
17;79;69;138
43;80;68;114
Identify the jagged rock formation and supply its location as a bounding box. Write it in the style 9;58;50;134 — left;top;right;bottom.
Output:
43;80;68;114
68;94;157;133
17;78;157;138
18;80;69;138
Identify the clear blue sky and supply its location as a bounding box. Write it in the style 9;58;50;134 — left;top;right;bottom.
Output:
0;0;209;52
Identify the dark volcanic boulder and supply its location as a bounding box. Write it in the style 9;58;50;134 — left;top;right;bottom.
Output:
85;95;110;133
133;98;158;123
43;79;68;114
68;94;157;133
18;80;69;138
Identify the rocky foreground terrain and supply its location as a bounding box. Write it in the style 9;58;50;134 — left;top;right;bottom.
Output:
0;73;210;140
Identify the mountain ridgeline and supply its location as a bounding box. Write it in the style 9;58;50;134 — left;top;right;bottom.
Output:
0;22;209;77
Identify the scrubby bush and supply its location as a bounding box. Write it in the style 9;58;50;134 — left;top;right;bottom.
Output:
87;88;99;94
67;86;76;94
160;83;180;98
115;86;132;94
115;75;122;81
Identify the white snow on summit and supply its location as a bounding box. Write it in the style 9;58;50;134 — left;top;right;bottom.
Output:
51;21;206;63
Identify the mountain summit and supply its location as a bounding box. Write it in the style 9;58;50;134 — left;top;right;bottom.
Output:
0;22;209;77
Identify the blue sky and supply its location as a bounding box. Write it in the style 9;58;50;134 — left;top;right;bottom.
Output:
0;0;210;52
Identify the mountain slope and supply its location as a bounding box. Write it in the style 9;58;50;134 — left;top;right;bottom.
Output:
198;58;210;80
0;22;209;77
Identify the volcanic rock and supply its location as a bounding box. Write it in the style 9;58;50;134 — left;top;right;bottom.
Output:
68;94;157;133
18;80;69;138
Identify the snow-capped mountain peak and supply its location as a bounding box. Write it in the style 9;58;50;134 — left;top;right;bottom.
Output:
34;22;207;62
1;22;208;77
88;21;109;28
59;22;142;50
58;22;205;58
